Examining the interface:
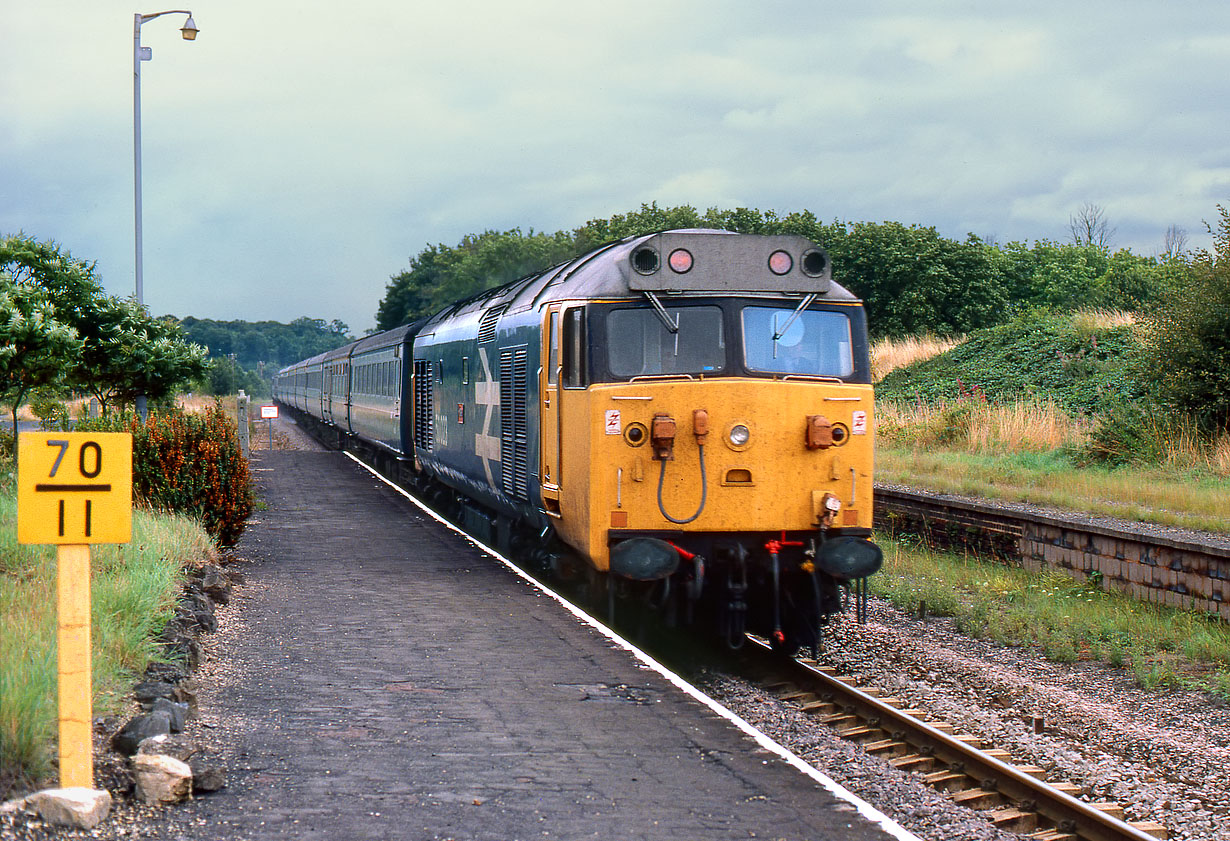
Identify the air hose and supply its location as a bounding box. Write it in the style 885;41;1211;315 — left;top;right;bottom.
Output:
657;444;707;524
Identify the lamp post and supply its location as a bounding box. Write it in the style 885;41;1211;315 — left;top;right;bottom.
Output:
133;10;197;309
133;10;196;419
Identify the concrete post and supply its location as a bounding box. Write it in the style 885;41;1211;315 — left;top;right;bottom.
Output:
236;391;250;458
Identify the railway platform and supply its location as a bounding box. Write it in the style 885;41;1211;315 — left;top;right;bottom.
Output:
167;447;910;840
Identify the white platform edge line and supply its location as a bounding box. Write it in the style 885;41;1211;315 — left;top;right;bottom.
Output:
346;452;919;841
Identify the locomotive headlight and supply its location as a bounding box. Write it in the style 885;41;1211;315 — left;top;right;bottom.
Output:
728;424;750;446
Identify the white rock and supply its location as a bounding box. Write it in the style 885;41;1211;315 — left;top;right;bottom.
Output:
132;753;193;805
26;787;112;829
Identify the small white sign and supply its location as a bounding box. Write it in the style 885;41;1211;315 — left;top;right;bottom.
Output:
604;409;621;435
851;410;867;435
260;405;279;420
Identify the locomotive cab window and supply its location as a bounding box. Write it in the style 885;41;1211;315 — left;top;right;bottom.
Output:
606;305;724;378
562;307;587;389
741;306;854;378
546;310;559;386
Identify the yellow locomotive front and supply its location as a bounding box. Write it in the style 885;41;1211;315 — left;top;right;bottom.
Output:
538;232;882;651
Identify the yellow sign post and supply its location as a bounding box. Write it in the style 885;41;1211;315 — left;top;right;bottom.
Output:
17;432;133;789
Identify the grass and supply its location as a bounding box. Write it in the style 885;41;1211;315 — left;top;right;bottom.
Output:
875;398;1230;534
0;478;213;795
872;536;1230;699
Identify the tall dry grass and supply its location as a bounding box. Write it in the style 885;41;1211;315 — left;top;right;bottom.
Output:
1070;308;1137;332
877;397;1091;454
871;334;963;382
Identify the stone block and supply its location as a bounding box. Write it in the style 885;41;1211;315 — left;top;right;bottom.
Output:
26;788;111;830
112;710;172;756
132;753;192;805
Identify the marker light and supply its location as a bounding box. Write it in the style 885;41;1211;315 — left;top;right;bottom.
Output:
668;248;693;273
729;424;750;446
768;250;793;275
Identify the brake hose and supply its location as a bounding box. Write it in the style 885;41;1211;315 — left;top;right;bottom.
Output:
657;444;707;524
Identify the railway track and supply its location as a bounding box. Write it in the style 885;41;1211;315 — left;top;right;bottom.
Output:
739;636;1167;841
873;485;1230;622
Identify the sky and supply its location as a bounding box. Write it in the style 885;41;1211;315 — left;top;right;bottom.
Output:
3;1;1229;336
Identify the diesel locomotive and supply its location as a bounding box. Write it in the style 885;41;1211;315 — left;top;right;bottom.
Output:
274;229;882;652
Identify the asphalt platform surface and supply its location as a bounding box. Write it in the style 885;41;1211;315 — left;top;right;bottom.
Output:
174;447;903;840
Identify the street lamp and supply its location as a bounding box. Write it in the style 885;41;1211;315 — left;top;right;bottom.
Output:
133;10;196;420
133;10;198;309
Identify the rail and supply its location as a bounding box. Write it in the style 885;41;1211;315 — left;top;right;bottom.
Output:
744;636;1166;841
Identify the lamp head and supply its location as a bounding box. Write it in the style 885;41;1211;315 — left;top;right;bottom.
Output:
180;15;198;40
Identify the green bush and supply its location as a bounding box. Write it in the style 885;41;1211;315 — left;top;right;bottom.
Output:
77;405;253;545
1141;206;1230;432
876;309;1147;413
1080;402;1188;466
28;391;70;431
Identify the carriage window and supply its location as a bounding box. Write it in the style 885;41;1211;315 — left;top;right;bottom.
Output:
462;357;471;386
562;307;587;389
741;306;853;377
606;306;724;378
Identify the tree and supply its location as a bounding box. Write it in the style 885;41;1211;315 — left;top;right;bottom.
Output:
0;235;93;442
1162;225;1188;260
1068;202;1116;250
830;222;1008;338
0;278;82;441
1143;205;1230;431
2;233;212;419
376;229;575;329
180;316;354;370
74;296;209;413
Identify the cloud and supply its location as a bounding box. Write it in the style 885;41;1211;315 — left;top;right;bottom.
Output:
3;0;1229;333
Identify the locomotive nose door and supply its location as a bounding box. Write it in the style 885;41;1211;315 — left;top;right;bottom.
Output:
540;306;562;516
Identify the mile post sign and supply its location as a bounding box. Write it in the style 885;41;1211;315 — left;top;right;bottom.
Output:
17;432;133;789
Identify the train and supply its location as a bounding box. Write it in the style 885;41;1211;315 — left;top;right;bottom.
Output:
273;229;882;652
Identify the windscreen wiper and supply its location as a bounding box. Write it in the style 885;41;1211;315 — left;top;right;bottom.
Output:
772;293;816;358
645;291;679;334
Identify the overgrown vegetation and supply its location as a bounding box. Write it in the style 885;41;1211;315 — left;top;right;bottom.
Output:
874;310;1230;533
877;309;1147;413
871;537;1230;699
77;405;254;546
1140;205;1230;432
1;398;249;793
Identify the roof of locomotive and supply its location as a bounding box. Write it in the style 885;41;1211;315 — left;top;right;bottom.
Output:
421;229;860;332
